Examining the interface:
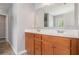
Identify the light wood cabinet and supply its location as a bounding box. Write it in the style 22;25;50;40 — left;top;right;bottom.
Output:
25;32;34;55
25;32;79;55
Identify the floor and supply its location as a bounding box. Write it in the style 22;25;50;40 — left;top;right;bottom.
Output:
0;38;14;55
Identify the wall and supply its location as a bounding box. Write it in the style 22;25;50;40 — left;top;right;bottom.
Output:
77;4;79;28
16;3;35;54
0;10;7;15
35;8;44;28
7;4;18;54
7;3;35;54
73;3;79;29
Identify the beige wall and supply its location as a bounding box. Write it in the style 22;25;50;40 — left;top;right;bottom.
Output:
0;15;6;38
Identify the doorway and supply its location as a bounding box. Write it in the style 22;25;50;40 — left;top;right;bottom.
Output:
0;15;6;41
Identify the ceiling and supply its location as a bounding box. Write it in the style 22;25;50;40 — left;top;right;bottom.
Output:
0;3;12;11
33;3;55;9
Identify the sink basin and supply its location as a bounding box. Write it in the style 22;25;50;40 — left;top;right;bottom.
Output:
57;30;64;33
25;29;79;38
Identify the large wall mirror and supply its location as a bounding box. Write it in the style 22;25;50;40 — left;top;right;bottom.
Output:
35;3;75;29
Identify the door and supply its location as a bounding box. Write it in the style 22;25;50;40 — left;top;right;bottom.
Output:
42;41;54;55
42;35;54;55
0;15;6;39
53;37;71;55
25;32;34;55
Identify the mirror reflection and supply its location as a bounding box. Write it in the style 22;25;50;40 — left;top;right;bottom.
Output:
35;3;75;29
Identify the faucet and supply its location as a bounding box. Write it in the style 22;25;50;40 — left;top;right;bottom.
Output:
36;27;41;32
57;29;64;33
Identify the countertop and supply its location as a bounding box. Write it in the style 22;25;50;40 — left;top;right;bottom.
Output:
25;29;79;38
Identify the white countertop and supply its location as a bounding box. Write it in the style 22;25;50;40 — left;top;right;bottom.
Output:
25;29;79;38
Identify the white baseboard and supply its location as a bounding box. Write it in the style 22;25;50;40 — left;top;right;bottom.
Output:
18;50;27;55
6;39;17;55
6;38;27;55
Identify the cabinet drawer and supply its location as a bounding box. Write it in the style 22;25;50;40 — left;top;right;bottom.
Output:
42;35;55;44
35;34;41;39
25;32;34;38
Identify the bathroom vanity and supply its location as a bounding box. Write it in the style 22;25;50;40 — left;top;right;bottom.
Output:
25;3;79;55
25;29;79;55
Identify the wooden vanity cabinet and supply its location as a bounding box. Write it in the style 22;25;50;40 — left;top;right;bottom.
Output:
25;32;78;55
25;32;35;55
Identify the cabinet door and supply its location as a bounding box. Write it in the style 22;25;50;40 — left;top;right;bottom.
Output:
25;32;34;55
70;39;77;55
34;40;42;55
42;41;54;55
54;45;70;55
53;37;71;55
34;34;42;55
42;35;54;55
